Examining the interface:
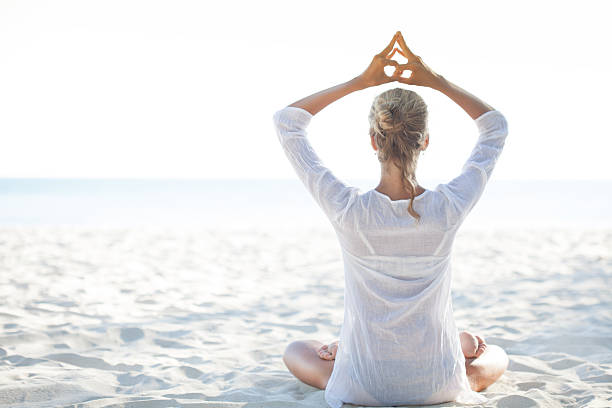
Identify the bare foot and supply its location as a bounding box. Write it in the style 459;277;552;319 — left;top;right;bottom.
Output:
474;335;487;357
317;340;339;361
460;331;487;359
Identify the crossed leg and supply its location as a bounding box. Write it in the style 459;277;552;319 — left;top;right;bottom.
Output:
283;339;335;390
282;333;508;392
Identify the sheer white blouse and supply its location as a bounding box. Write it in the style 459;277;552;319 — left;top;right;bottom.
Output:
273;105;508;407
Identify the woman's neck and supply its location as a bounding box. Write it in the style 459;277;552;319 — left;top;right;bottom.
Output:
375;181;425;200
375;164;424;200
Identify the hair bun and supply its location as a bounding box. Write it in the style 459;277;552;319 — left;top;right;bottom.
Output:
376;107;397;131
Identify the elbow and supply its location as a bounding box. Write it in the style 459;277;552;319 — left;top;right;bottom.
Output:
272;110;282;128
495;112;509;135
476;110;508;137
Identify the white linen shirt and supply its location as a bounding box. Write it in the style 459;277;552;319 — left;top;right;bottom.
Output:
273;105;508;407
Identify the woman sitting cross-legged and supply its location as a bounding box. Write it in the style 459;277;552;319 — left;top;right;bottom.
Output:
273;31;509;407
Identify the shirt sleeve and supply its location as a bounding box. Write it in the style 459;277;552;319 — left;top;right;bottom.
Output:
272;106;359;226
435;110;509;226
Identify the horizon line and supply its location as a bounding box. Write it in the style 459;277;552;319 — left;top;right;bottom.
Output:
0;177;611;182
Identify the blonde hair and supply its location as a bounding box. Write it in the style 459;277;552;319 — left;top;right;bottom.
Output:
369;88;428;222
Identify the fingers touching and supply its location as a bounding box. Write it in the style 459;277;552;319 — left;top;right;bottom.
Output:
362;31;426;86
394;62;415;84
380;32;418;83
396;31;417;59
386;47;408;61
378;32;399;58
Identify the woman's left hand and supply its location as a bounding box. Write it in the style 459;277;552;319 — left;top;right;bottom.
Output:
356;32;403;88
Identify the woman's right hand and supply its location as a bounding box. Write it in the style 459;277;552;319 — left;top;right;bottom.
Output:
392;32;443;89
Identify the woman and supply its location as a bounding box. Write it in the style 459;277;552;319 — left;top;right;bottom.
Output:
273;31;509;407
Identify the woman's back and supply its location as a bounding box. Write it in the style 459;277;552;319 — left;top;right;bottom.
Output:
325;190;474;406
335;189;454;257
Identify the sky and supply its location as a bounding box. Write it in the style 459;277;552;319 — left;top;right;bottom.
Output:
1;0;610;180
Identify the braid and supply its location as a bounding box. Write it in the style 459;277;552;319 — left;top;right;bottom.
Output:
368;88;428;223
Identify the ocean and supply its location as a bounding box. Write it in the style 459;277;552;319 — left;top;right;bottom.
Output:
0;178;610;229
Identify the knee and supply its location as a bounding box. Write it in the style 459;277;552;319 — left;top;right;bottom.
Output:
492;345;510;371
466;345;509;392
282;340;329;390
282;340;307;369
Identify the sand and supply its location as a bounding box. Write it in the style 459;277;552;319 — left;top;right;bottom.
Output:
0;225;610;407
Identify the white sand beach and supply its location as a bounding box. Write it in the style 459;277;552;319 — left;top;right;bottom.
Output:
0;224;610;407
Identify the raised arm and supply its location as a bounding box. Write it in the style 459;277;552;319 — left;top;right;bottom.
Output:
432;78;494;120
